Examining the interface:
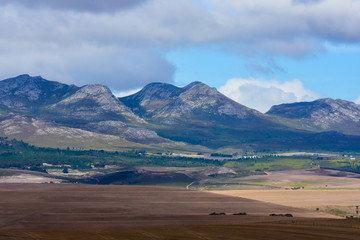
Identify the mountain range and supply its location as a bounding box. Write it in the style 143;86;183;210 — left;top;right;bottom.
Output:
1;74;360;152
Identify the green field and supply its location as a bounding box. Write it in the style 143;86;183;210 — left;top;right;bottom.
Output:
1;137;359;188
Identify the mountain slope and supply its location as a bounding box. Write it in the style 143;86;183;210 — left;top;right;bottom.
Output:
49;84;144;125
267;98;360;135
0;75;183;146
120;82;183;117
121;81;260;124
0;74;79;112
0;114;141;150
0;114;195;151
120;82;314;148
0;74;144;126
1;74;360;152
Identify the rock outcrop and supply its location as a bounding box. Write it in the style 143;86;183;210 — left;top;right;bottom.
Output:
267;98;360;135
121;81;259;124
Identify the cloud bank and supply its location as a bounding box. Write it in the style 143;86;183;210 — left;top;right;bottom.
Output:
0;0;360;90
114;88;142;98
0;0;147;13
219;78;320;113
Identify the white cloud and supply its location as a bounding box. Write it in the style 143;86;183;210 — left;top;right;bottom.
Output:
292;0;325;5
354;96;360;104
218;78;320;113
0;40;175;90
0;0;147;13
114;88;141;98
1;0;360;90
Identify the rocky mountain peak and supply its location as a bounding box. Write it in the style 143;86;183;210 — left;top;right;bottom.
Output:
0;74;78;110
267;98;360;131
2;74;360;151
54;84;123;110
183;81;219;95
7;74;32;82
138;82;182;101
177;81;254;120
317;98;359;110
1;74;62;88
180;82;221;102
182;81;205;89
121;81;254;124
52;83;144;124
76;84;113;98
268;98;360;120
310;98;360;123
120;82;182;116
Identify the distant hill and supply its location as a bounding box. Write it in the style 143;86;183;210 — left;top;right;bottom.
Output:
48;83;144;126
267;98;360;135
0;74;79;112
120;81;260;124
0;75;195;150
0;74;359;152
120;81;308;148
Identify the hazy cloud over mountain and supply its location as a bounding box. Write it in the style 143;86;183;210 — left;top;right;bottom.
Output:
0;0;360;91
219;78;320;113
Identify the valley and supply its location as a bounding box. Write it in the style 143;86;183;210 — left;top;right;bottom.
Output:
1;74;360;239
2;0;360;238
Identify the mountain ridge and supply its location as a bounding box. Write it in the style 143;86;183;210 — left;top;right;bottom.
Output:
0;74;359;152
0;74;79;111
120;81;260;124
49;83;144;125
267;98;360;135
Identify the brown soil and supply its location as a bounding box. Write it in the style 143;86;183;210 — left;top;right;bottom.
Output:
0;183;354;240
1;219;360;240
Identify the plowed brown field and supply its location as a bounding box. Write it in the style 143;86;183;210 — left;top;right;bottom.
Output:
0;184;358;240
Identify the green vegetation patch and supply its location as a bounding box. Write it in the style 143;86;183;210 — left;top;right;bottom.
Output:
1;137;359;186
224;157;313;172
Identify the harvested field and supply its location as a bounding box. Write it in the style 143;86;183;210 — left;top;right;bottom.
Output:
1;219;360;239
210;169;360;211
0;184;331;231
211;189;360;209
0;183;342;239
202;169;360;190
238;169;360;189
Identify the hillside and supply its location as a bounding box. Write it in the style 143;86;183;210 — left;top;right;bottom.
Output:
121;81;259;124
0;74;79;112
48;84;144;126
267;98;360;135
120;82;306;149
0;74;360;152
0;75;195;150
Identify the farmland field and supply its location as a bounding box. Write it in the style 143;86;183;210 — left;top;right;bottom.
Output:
1;162;360;239
1;183;360;240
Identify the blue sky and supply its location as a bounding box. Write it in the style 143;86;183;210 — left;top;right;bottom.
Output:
165;43;360;111
0;0;360;112
167;43;360;99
